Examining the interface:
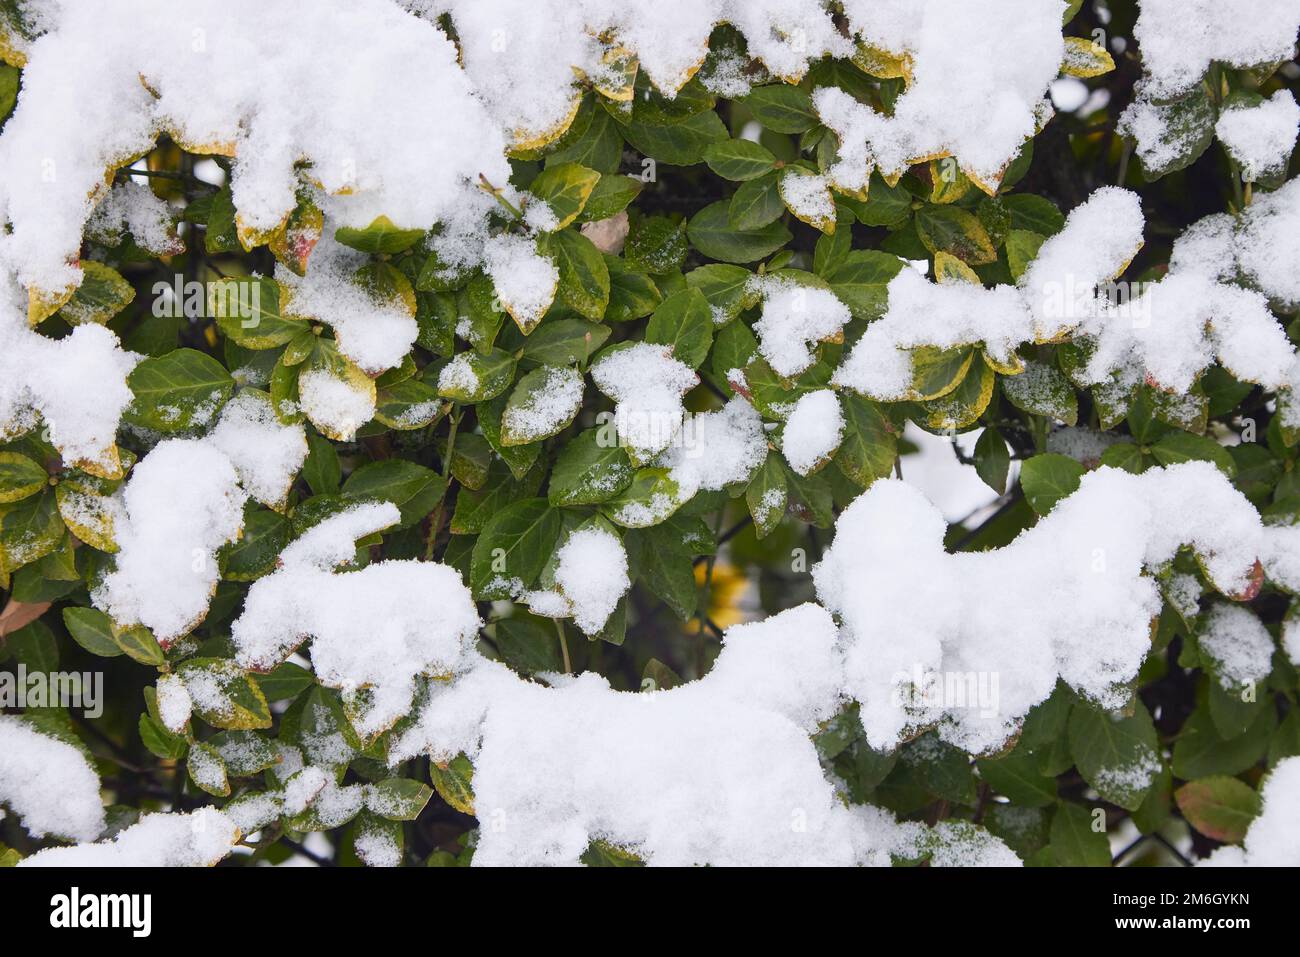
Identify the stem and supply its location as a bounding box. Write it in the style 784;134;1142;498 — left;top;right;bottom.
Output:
554;618;572;674
425;405;460;560
478;174;523;219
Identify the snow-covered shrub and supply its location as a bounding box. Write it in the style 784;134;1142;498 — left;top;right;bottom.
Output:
0;0;1298;867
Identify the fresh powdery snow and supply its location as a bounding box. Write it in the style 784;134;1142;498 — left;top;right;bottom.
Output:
813;463;1270;753
92;439;248;643
591;343;698;456
19;808;241;867
1197;603;1276;691
390;603;1014;866
1215;90;1300;182
820;0;1064;191
0;715;105;842
532;524;631;636
481;234;559;332
277;236;417;375
0;0;509;298
751;277;851;378
782;390;844;476
205;390;309;509
1129;0;1300;98
835;186;1300;401
659;397;768;496
231;503;482;738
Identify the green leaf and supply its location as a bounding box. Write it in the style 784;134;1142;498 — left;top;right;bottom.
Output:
1130;85;1217;179
977;752;1058;807
527;163;601;230
915;205;997;265
1174;776;1260;844
374;376;443;431
1068;700;1161;811
0;488;64;572
218;505;291;581
645;288;713;369
342;459;446;529
1001;360;1079;425
302;430;341;496
429;754;475;815
728;171;784;230
1005;229;1047;281
470;498;562;598
498;365;584;446
368;778;433;821
835;394;897;488
435;349;517;402
0;452;47;504
549;430;634;506
139;713;188;760
1049;802;1111;866
1001;195;1065;235
973;427;1011;494
1151;431;1236;477
687;200;792;264
59;261;135;325
495;616;565;674
62;606;125;658
1019;453;1085;515
605;256;662;322
112;623;165;666
257;661;315;702
452;459;543;534
703;138;777;181
1172;703;1274;779
628;520;700;621
579;174;643;222
520;319;610;368
334;215;423;254
211;278;307;350
478;394;542;479
600;467;687;528
621;109;727;166
124;348;234;433
177;658;272;730
687;263;757;325
624;215;688;274
745;453;787;538
824;250;905;320
742;85;818;133
541;230;610;320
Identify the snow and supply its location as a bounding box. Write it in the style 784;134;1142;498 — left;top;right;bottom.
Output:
1215;90;1300;182
19;807;240;867
1201;757;1300;867
822;0;1063;191
501;366;584;442
0;277;140;470
836;185;1300;401
0;715;105;842
751;278;851;379
781;390;843;476
231;503;482;738
296;366;375;442
659;397;768;495
1130;0;1300;97
86;181;184;256
590;343;698;456
1198;603;1275;690
92;439;247;644
432;0;851;143
156;674;193;734
0;0;509;298
482;233;558;333
813;463;1270;753
206;390;308;509
902;425;1004;523
392;603;928;866
552;525;631;636
278;236;417;375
